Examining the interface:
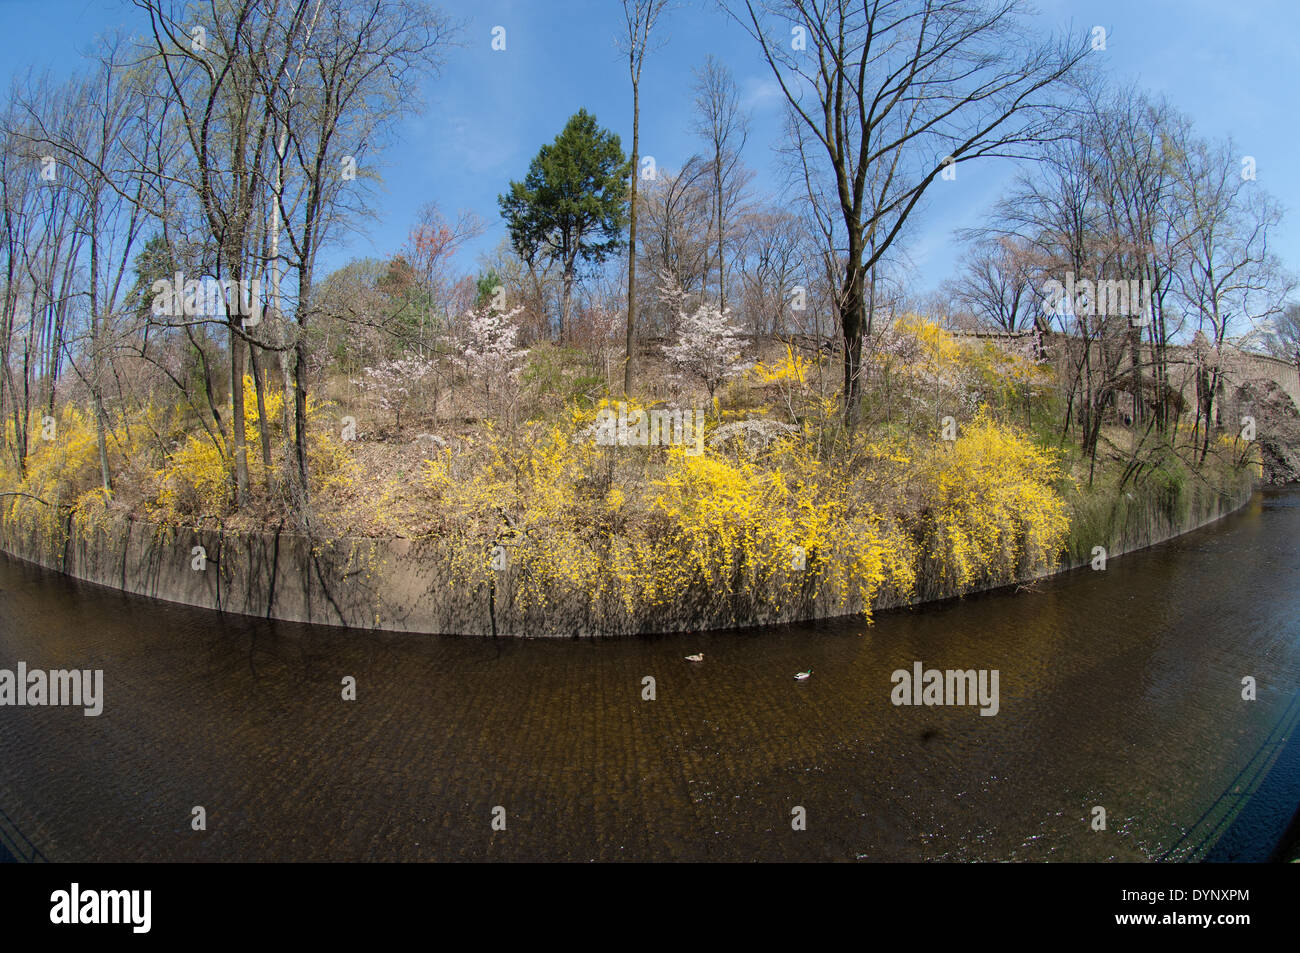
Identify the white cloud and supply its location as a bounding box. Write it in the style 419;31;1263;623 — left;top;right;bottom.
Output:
740;75;784;110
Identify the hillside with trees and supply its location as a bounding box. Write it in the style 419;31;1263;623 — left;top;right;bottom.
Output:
0;0;1288;630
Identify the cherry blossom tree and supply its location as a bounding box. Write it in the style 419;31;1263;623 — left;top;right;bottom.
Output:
352;355;437;430
663;303;750;398
457;305;530;421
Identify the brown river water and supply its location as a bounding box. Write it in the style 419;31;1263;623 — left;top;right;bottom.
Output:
1;488;1298;862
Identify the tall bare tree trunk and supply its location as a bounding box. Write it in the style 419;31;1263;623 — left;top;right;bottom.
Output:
714;157;725;312
229;314;249;504
624;77;640;396
841;232;865;428
89;199;111;497
561;257;575;348
621;0;669;395
293;259;314;504
250;341;272;473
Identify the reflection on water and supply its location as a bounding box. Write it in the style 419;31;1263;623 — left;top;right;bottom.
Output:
1;489;1298;861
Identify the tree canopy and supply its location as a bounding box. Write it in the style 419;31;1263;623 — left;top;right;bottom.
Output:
498;109;630;339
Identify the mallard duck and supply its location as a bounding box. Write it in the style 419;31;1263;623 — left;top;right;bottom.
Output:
685;653;704;662
794;670;812;681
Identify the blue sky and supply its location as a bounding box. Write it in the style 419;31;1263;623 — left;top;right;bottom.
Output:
2;0;1298;296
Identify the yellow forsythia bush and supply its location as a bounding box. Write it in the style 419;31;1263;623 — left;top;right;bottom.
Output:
148;375;356;522
913;409;1070;591
1;402;163;545
423;411;919;621
420;403;1071;622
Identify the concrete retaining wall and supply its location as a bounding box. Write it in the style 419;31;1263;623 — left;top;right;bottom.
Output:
0;473;1257;637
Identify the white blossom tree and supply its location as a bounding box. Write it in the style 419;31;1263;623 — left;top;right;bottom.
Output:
655;269;694;329
457;305;530;421
352;355;437;430
663;303;750;398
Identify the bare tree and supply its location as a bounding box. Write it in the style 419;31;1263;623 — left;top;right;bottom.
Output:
1084;86;1186;431
406;201;486;342
266;0;453;506
735;206;806;337
0;90;45;471
131;0;452;514
19;45;156;497
727;0;1089;426
946;237;1036;333
134;0;283;504
1169;133;1289;463
635;158;712;332
976;115;1118;467
1264;302;1300;368
619;0;671;396
3;75;92;474
692;55;749;312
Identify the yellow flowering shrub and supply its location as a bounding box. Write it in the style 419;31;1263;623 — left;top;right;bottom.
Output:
149;430;230;520
419;397;1073;623
422;409;918;623
0;402;163;546
646;443;915;618
750;345;816;386
904;314;964;367
1;354;1079;633
4;406;113;500
148;375;358;523
912;409;1069;591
